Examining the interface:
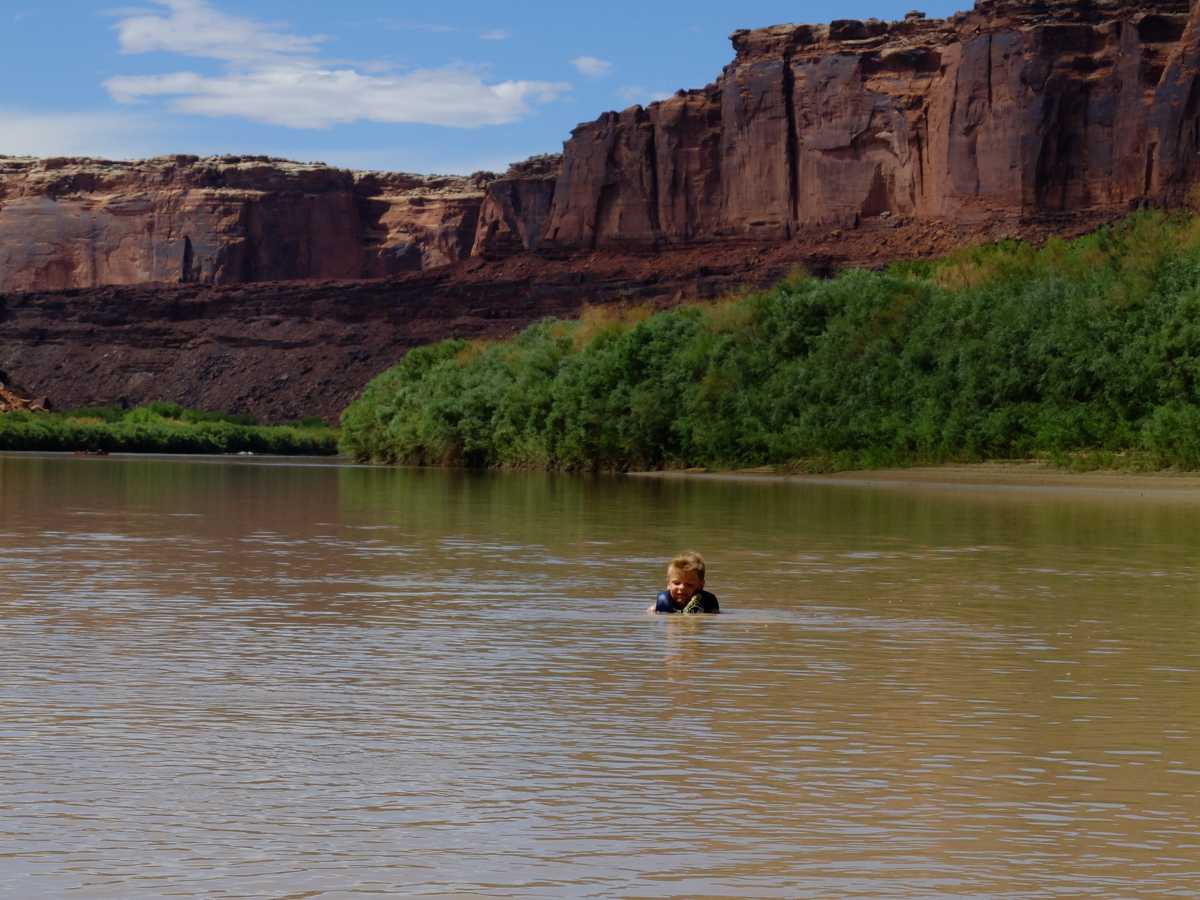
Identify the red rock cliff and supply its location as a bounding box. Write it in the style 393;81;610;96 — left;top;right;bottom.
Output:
11;0;1200;420
0;155;492;291
542;0;1200;248
7;1;1200;290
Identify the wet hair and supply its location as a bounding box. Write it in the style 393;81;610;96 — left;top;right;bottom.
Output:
668;551;706;581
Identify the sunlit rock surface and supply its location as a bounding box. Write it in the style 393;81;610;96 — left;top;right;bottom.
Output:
9;0;1200;419
543;0;1200;247
0;155;492;291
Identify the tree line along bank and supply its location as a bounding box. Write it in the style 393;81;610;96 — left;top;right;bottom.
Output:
339;211;1200;473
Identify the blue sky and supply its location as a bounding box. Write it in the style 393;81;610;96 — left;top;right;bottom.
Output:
2;0;967;175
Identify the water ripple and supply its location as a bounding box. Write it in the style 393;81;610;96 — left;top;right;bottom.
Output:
2;456;1199;896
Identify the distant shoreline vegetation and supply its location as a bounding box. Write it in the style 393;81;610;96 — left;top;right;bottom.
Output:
0;403;338;456
340;211;1200;473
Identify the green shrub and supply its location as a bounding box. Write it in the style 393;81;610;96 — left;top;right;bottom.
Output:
0;404;337;455
338;210;1200;471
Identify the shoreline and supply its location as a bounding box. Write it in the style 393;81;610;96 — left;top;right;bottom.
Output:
10;449;1200;496
627;460;1200;499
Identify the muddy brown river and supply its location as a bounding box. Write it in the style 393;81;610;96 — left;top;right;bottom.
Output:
1;453;1198;897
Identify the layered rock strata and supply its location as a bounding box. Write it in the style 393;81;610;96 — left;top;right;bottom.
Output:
0;155;494;292
470;154;561;258
10;0;1200;419
7;0;1200;291
543;0;1200;247
0;213;1101;423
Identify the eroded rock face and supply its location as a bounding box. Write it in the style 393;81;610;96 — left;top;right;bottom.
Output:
0;378;47;413
543;0;1200;247
0;246;788;422
0;156;493;291
470;155;561;258
7;1;1200;288
13;0;1200;420
0;212;1104;423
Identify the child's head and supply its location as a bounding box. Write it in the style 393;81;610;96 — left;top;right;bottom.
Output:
666;551;706;603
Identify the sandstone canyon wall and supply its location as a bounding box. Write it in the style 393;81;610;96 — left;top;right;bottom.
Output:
542;0;1200;248
7;0;1200;292
0;155;496;292
10;0;1200;420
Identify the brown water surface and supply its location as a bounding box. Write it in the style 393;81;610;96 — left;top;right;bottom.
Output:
1;453;1198;897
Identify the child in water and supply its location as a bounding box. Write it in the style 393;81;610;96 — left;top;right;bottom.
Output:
649;551;720;614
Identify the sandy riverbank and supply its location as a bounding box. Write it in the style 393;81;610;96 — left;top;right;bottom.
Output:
628;461;1200;500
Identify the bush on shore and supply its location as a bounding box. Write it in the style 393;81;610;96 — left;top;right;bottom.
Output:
0;402;338;455
339;209;1200;471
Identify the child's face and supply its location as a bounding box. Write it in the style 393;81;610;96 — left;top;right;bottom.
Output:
666;567;704;604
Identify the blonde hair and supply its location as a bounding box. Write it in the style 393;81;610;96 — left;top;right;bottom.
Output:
668;551;706;581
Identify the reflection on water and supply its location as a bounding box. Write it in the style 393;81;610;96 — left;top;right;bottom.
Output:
2;453;1199;897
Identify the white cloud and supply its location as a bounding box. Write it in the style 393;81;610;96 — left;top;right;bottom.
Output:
104;1;570;129
381;20;456;34
572;56;613;77
113;0;324;64
480;28;511;41
0;109;168;159
107;65;571;129
618;85;674;105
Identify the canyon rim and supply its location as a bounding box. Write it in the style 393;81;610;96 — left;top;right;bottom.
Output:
5;0;1200;421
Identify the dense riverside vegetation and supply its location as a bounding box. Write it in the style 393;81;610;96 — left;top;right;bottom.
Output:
342;211;1200;471
0;403;338;455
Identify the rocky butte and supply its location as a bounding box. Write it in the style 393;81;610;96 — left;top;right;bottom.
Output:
0;155;497;292
6;0;1200;420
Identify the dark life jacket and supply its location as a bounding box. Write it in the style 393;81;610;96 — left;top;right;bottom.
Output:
654;589;719;614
